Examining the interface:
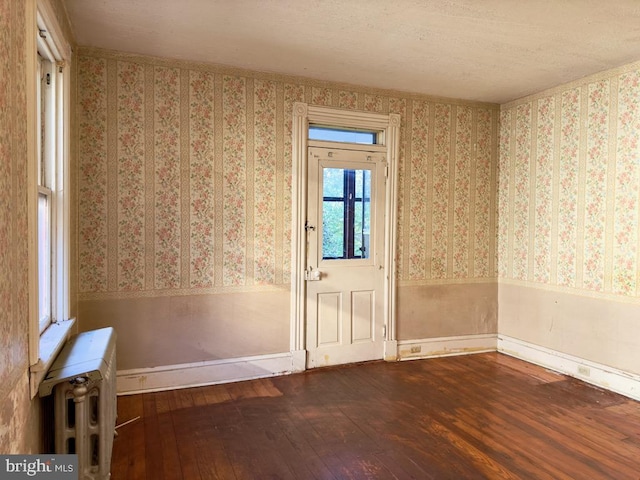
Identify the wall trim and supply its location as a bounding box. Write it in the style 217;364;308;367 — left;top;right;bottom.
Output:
498;335;640;402
116;352;294;395
397;334;497;361
399;278;498;287
78;283;290;301
499;278;640;306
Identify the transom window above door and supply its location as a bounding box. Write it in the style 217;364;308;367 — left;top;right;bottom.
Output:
309;126;378;145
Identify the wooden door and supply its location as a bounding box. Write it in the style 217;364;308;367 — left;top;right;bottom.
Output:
305;146;386;368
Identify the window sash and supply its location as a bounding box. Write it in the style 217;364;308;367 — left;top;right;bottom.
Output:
35;14;66;334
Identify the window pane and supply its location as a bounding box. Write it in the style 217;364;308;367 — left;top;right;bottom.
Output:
323;168;344;198
354;169;370;258
309;126;376;144
322;201;344;259
354;202;364;256
39;56;52;189
37;54;44;186
38;192;51;331
355;169;371;198
321;167;371;260
354;200;371;259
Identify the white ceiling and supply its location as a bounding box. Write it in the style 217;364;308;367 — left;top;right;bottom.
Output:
63;0;640;104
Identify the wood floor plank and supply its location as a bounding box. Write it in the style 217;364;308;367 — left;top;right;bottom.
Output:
112;394;146;480
111;395;136;480
463;373;640;477
111;353;640;479
193;433;237;480
439;407;570;480
277;405;341;479
251;378;283;399
157;406;182;478
199;384;233;405
486;352;565;384
141;394;165;480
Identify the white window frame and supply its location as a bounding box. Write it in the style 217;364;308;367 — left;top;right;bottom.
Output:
27;0;74;397
289;103;401;371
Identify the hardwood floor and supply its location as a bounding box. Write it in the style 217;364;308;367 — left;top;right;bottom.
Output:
111;353;640;479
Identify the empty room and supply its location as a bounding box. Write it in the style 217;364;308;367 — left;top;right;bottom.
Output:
1;0;640;478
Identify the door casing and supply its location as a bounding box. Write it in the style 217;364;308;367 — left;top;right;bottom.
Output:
290;103;401;371
305;147;386;367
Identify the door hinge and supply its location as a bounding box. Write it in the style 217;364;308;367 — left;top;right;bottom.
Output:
385;164;389;179
382;324;387;338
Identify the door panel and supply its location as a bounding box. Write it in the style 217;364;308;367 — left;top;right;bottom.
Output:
352;291;374;343
318;292;342;346
306;147;386;368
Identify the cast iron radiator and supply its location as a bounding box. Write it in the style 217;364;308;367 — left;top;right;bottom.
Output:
40;327;117;480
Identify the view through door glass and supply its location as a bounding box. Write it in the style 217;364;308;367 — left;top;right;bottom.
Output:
322;168;371;260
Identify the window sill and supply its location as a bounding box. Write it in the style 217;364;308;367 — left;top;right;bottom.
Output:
29;318;76;398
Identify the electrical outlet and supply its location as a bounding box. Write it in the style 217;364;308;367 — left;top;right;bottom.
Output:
410;345;421;354
577;365;590;377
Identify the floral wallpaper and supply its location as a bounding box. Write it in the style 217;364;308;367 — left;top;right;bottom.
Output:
557;89;580;287
1;0;36;453
189;71;215;287
499;62;640;298
76;48;499;300
431;104;452;279
0;1;29;385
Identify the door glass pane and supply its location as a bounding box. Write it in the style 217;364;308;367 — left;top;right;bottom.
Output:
354;169;371;259
321;167;371;260
323;168;344;197
322;201;344;258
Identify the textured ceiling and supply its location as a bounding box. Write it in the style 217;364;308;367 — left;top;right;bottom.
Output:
63;0;640;104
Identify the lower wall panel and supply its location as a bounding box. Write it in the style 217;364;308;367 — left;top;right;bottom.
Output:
499;282;640;377
82;280;640;400
78;289;291;371
397;282;498;340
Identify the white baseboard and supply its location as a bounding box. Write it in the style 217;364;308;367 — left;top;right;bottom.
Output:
498;335;640;402
397;334;497;361
116;336;640;401
117;352;294;395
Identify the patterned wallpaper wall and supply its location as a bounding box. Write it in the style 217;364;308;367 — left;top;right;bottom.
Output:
0;0;31;453
499;62;640;299
76;48;499;300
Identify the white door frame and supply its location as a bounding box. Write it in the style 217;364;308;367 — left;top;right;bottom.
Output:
290;102;400;371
